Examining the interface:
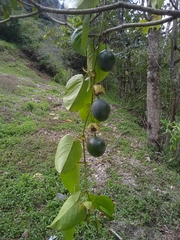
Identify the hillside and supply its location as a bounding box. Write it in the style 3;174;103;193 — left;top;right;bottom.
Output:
0;40;180;240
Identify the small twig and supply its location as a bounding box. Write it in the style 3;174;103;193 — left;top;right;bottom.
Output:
103;17;174;35
0;11;39;24
109;228;123;240
90;13;101;25
18;0;34;7
170;0;178;10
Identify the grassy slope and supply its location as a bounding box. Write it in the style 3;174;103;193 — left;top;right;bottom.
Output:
0;39;180;240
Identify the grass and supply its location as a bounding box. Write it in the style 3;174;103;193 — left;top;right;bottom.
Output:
0;41;37;79
0;39;180;240
106;165;180;225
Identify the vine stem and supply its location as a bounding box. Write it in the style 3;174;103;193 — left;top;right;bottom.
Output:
81;4;106;201
82;110;91;199
82;139;89;198
82;110;90;136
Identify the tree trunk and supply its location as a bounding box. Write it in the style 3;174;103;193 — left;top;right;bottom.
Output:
169;12;180;122
164;7;180;148
147;28;161;149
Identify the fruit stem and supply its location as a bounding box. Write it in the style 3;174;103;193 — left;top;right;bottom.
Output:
82;110;90;136
82;139;89;198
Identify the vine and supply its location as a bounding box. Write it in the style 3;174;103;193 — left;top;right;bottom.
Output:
48;3;116;239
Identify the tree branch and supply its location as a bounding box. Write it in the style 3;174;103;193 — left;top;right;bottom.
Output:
161;20;172;55
27;0;180;18
170;0;178;10
45;13;75;30
0;11;39;24
18;0;34;8
103;17;174;35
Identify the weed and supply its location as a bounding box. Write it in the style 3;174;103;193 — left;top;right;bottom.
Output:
22;101;50;115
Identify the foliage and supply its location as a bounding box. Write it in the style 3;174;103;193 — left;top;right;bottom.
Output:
0;19;20;41
49;9;116;237
52;69;70;85
162;120;180;151
0;10;72;78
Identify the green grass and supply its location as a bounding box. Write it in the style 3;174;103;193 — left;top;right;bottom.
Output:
105;165;180;227
0;171;65;239
0;40;45;80
1;39;180;240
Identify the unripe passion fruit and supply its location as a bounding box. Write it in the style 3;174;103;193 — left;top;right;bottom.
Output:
87;136;106;157
97;49;115;72
91;99;111;122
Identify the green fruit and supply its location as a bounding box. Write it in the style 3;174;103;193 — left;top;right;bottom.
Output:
87;136;106;157
71;26;86;56
91;99;110;121
97;49;115;72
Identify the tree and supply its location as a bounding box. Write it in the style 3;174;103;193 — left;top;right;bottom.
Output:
147;28;161;148
169;2;180;123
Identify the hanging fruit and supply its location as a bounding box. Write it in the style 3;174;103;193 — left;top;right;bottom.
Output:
91;98;111;122
97;49;115;72
87;136;106;157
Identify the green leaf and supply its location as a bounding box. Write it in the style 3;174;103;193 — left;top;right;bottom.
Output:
136;19;150;34
70;16;90;56
10;0;17;9
136;19;146;31
83;201;93;210
64;0;99;9
60;163;80;193
89;194;115;220
150;15;162;30
3;5;11;19
87;43;109;83
137;16;161;34
151;0;164;8
78;104;99;124
49;191;87;230
87;43;96;71
63;74;92;111
71;26;86;56
142;27;149;34
78;0;99;9
62;228;75;240
140;19;147;23
78;104;91;122
55;135;82;174
81;14;90;55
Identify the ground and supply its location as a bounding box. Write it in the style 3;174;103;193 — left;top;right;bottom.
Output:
0;44;180;240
